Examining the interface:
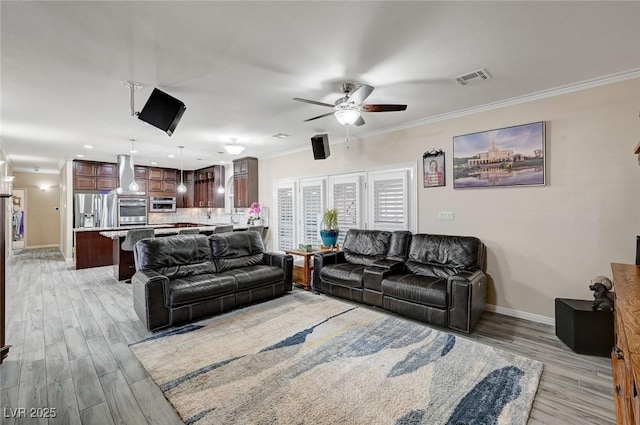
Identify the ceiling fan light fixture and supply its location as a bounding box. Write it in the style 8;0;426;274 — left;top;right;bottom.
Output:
335;109;360;126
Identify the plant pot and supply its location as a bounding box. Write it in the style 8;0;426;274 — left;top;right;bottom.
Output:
320;229;339;248
250;218;263;226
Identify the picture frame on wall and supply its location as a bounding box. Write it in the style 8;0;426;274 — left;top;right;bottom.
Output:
423;149;445;188
452;121;545;189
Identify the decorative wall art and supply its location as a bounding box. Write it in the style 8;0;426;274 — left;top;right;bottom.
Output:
423;149;445;188
453;121;545;189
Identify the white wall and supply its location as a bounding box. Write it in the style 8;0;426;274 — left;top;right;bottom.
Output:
259;78;640;319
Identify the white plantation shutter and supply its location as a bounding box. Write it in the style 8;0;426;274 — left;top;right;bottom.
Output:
299;178;326;246
369;170;409;231
329;174;364;247
274;182;296;251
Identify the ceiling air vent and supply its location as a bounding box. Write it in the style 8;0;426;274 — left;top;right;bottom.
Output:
454;68;492;86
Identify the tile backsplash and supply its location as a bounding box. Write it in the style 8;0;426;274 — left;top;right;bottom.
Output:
148;207;269;227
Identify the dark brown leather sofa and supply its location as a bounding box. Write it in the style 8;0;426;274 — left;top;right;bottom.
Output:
314;229;486;333
132;232;293;331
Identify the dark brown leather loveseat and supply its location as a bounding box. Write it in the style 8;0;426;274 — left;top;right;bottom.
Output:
132;231;293;331
314;229;486;333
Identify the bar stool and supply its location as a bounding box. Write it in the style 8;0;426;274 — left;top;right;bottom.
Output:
213;224;234;233
248;225;265;240
121;228;155;283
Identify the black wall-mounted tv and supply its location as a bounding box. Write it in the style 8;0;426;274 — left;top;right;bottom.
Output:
137;88;186;136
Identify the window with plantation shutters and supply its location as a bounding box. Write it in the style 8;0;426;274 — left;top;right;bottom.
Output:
299;178;326;246
369;169;408;231
274;182;296;251
329;174;363;247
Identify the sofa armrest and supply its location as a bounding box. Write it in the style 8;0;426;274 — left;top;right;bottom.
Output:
371;259;404;271
131;269;171;331
263;252;294;292
363;260;405;292
313;251;346;292
447;270;487;333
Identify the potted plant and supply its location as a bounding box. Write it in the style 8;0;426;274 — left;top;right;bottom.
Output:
320;208;339;248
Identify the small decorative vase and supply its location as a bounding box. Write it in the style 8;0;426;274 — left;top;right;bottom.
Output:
252;218;263;226
320;229;339;248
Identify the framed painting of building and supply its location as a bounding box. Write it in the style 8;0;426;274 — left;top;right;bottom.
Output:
452;121;545;189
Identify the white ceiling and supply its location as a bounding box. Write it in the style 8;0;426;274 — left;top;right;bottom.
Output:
1;1;639;173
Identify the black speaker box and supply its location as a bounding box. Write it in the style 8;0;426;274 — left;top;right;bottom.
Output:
311;134;330;160
554;298;614;357
137;88;186;136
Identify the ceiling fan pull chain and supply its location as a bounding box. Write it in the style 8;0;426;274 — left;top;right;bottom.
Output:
346;126;350;150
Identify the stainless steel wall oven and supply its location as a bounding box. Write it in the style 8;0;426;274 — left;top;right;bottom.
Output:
118;197;147;226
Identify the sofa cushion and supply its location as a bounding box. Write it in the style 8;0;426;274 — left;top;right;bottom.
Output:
382;273;447;309
406;234;481;278
343;229;392;266
169;274;236;306
387;231;412;262
135;235;214;277
209;231;264;272
320;263;367;288
217;265;285;291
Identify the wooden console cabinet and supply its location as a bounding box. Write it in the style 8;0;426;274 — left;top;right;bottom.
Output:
611;263;640;424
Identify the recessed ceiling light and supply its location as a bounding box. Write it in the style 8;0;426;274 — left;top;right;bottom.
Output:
83;144;93;149
168;154;175;158
151;161;158;165
272;133;290;139
197;158;204;161
76;154;85;158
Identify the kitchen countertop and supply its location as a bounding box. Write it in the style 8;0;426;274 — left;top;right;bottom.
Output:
98;224;264;239
73;224;174;233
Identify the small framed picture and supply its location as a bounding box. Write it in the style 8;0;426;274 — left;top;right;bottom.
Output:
423;150;445;188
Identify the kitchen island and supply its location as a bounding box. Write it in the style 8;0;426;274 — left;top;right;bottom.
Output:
73;225;174;270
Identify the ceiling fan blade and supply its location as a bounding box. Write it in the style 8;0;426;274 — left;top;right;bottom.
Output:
354;116;365;126
348;84;374;105
363;104;408;112
293;98;335;108
304;111;335;122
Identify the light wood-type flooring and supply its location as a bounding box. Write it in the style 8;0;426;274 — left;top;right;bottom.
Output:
0;248;615;424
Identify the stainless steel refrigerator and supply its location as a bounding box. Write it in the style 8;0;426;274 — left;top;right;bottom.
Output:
73;193;116;229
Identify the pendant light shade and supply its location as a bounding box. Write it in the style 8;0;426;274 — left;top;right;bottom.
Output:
177;146;187;193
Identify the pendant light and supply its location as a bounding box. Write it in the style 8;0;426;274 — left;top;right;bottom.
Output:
217;151;226;194
177;146;187;193
224;137;245;155
129;138;138;154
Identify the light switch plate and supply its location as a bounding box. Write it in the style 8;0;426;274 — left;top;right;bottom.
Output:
438;211;455;221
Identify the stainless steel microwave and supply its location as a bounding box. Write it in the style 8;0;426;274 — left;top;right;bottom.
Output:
149;196;176;213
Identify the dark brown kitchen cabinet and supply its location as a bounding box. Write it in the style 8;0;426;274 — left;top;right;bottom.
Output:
232;157;258;208
177;171;195;208
135;166;148;179
163;169;177;181
148;168;163;180
73;160;117;191
193;165;225;208
148;179;162;192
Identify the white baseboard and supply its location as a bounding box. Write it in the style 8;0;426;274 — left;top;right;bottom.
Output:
485;304;555;326
26;244;60;249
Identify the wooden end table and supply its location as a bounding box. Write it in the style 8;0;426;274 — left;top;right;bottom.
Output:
283;249;321;290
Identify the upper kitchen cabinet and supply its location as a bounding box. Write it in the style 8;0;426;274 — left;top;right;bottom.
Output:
73;160;117;191
193;165;225;208
147;167;179;197
233;157;258;208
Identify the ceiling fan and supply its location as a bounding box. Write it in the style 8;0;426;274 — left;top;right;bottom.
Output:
293;82;407;126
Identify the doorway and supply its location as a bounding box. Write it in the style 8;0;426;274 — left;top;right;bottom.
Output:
12;189;25;250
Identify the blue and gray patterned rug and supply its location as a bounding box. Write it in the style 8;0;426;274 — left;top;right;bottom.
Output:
130;291;542;425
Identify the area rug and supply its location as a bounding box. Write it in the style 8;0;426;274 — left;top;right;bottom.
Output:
130;291;543;425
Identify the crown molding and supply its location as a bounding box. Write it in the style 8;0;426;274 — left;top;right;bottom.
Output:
264;68;640;161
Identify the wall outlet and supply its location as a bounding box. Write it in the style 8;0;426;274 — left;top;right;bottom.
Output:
438;211;455;221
